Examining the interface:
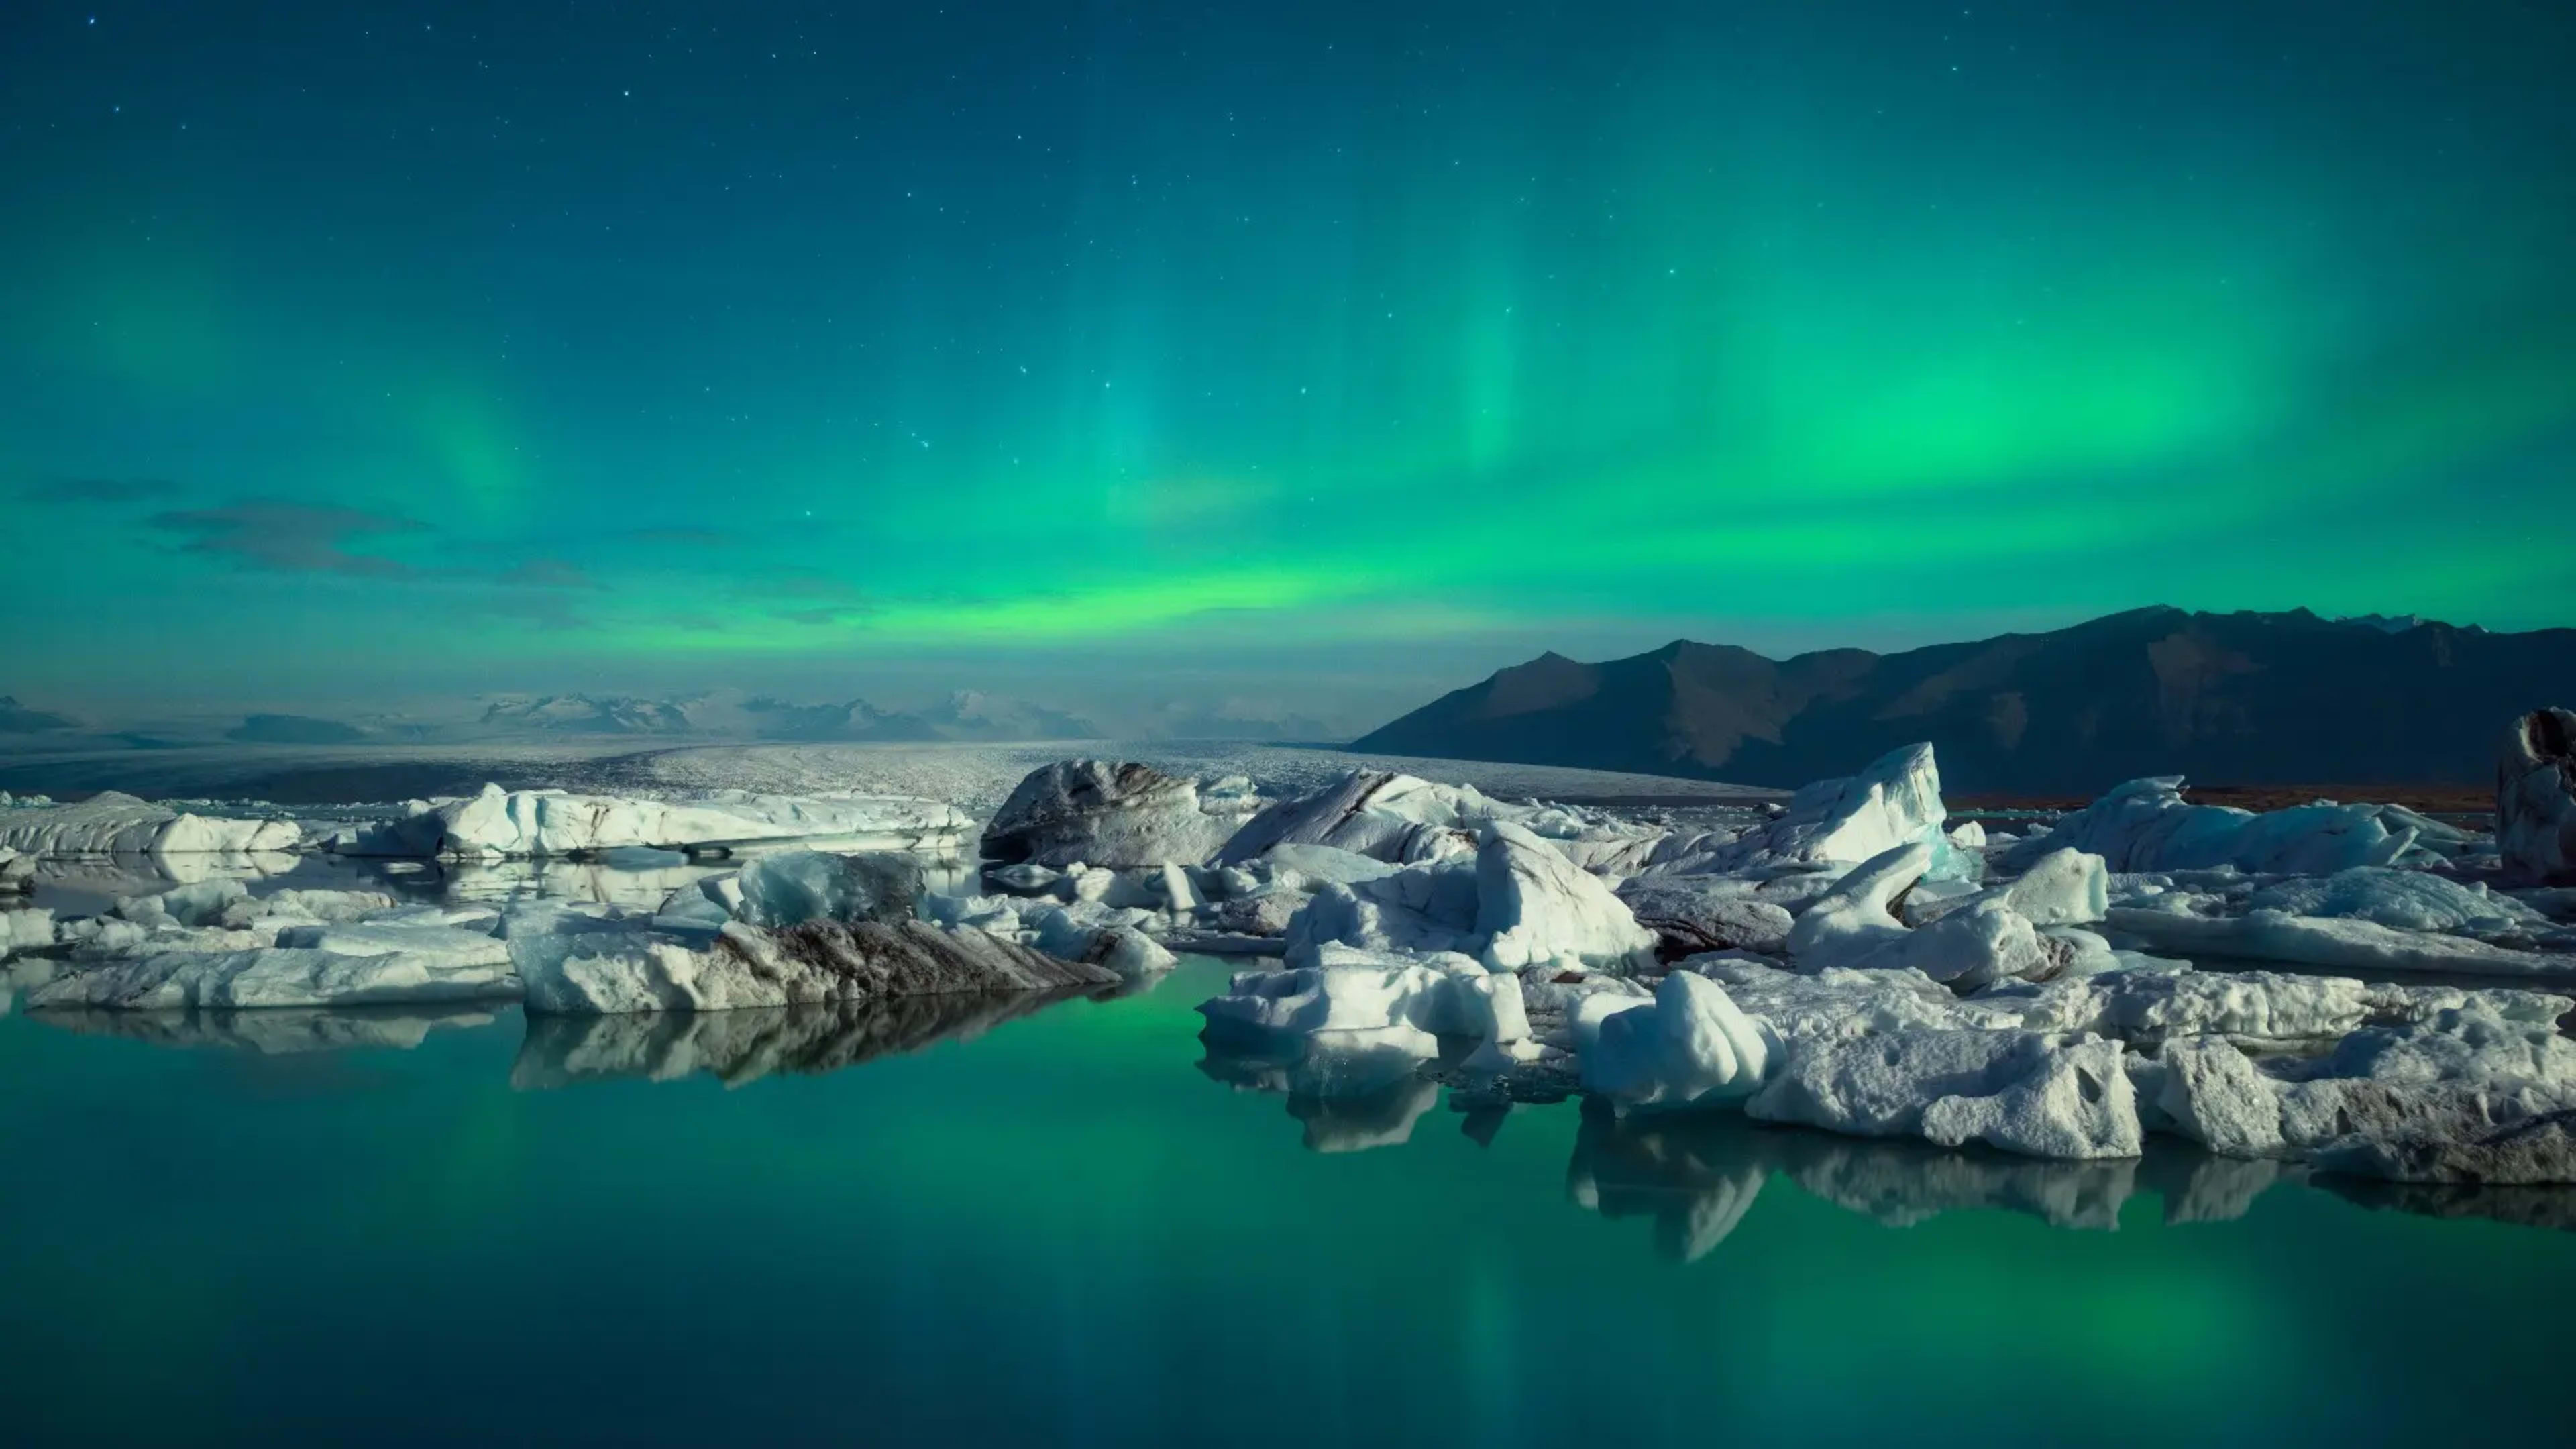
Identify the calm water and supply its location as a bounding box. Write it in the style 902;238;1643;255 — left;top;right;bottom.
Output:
3;956;2571;1447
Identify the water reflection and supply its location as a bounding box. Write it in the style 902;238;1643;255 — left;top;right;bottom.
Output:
32;1005;498;1055
1562;1106;2333;1260
513;987;1105;1089
1196;1037;1448;1152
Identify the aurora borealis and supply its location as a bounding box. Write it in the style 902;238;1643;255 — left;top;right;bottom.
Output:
5;1;2572;720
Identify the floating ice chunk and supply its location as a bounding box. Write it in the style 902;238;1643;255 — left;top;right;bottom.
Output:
1674;743;1949;873
0;791;303;857
413;783;970;860
3;906;54;956
2004;776;2444;875
1258;842;1402;887
1196;953;1456;1059
1197;944;1534;1065
723;849;922;928
268;920;511;971
111;879;252;928
1615;879;1794;957
2499;708;2576;885
1783;841;2049;987
2151;1036;2294;1157
2103;907;2576;977
1689;957;1998;1042
2143;1001;2576;1181
1948;819;1988;850
1580;971;1779;1113
1219;768;1661;871
22;945;520;1010
1990;849;2111;926
221;888;402;927
981;760;1250;867
1282;861;1482;961
986;861;1061;892
1748;1029;2143;1160
1022;902;1178;977
1475;820;1656;970
2242;867;2541;936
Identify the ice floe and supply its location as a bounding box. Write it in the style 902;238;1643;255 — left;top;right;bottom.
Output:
2002;775;2464;875
981;759;1254;868
357;783;975;860
0;791;303;857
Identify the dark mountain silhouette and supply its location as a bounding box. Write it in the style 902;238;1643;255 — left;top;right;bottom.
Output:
225;714;368;745
0;696;78;733
1352;608;2576;794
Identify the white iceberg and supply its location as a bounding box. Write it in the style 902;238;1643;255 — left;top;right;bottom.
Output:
980;760;1253;868
0;791;303;857
1748;1029;2143;1160
1783;842;2051;988
1218;769;1664;872
1665;743;1951;874
2102;906;2576;978
349;784;972;861
1578;971;1780;1113
2005;776;2448;875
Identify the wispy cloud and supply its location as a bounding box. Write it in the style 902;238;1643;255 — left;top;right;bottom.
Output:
498;558;602;589
149;500;427;577
21;477;180;504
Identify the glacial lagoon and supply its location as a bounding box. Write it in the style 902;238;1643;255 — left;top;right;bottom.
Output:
3;951;2570;1448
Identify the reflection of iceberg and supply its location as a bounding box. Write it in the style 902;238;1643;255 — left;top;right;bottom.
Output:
2312;1175;2576;1233
28;853;301;911
1773;1133;2139;1230
512;986;1099;1089
1564;1108;2318;1260
1565;1102;1766;1262
32;1005;496;1054
1197;1036;1442;1152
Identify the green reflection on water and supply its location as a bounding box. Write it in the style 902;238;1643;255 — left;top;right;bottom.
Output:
0;959;2567;1447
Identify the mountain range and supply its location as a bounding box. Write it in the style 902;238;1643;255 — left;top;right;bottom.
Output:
1351;608;2576;793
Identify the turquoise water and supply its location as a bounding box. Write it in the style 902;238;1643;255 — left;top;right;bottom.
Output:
3;957;2569;1446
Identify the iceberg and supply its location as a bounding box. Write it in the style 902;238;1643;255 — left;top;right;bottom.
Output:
1578;971;1780;1113
1277;822;1656;970
2004;776;2448;875
1666;743;1950;873
1615;881;1794;959
345;784;972;861
2498;708;2576;885
2102;907;2576;977
1782;842;2053;988
980;759;1252;868
0;791;302;857
1748;1029;2143;1160
1216;768;1664;872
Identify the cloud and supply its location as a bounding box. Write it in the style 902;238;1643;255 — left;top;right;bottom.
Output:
775;604;879;626
149;500;427;577
21;477;180;504
628;527;731;546
497;559;602;589
462;592;596;631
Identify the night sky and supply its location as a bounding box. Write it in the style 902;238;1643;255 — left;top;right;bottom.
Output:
5;2;2571;722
